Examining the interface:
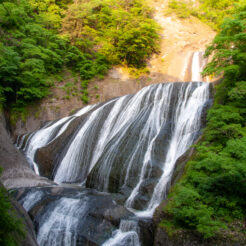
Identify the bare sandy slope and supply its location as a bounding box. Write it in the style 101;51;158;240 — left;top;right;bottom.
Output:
91;0;216;82
104;0;216;82
148;0;216;81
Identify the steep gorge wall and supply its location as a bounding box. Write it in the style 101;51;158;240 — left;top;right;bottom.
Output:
0;115;53;189
0;112;44;246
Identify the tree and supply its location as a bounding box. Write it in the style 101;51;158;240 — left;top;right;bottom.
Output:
203;11;246;82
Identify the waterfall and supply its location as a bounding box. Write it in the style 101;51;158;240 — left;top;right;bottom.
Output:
191;51;208;82
18;105;95;174
19;189;44;212
143;82;209;216
54;98;119;183
16;133;28;149
18;81;211;246
37;196;89;246
102;220;140;246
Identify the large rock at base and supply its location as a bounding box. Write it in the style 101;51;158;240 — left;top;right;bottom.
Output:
10;198;38;246
0;180;38;246
13;186;135;246
138;218;155;246
0;113;54;189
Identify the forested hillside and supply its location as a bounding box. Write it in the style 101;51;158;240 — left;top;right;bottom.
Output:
161;4;246;241
0;0;159;110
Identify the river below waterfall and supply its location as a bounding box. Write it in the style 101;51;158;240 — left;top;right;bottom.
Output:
13;78;212;245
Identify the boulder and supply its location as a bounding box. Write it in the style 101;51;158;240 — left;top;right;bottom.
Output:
0;114;53;189
10;197;38;246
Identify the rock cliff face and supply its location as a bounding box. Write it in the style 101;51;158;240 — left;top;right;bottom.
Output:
10;197;38;246
0;111;54;189
0;111;54;246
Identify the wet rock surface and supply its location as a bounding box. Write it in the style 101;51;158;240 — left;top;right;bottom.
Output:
20;82;212;213
138;218;155;246
35;113;92;179
12;186;137;246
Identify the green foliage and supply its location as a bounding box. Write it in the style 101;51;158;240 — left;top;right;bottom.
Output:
0;0;110;109
28;0;73;29
168;0;193;18
163;8;246;238
62;0;160;68
0;169;25;246
81;94;89;104
203;11;246;80
168;0;245;30
0;0;159;110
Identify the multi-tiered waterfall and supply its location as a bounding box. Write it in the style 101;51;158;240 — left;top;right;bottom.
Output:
15;79;212;246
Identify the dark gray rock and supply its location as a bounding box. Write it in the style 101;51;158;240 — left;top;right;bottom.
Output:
10;197;38;246
138;218;155;246
0;113;53;189
13;186;135;246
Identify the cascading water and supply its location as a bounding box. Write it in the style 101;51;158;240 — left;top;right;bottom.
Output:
37;197;89;246
16;105;95;174
19;189;44;212
17;80;212;246
125;82;210;217
145;82;209;215
102;220;140;246
191;51;208;82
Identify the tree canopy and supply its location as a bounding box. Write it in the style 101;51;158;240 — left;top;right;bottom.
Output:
61;0;160;68
168;0;245;30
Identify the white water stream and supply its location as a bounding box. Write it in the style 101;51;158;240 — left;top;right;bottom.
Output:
102;220;140;246
37;197;89;246
16;105;95;174
191;51;208;82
